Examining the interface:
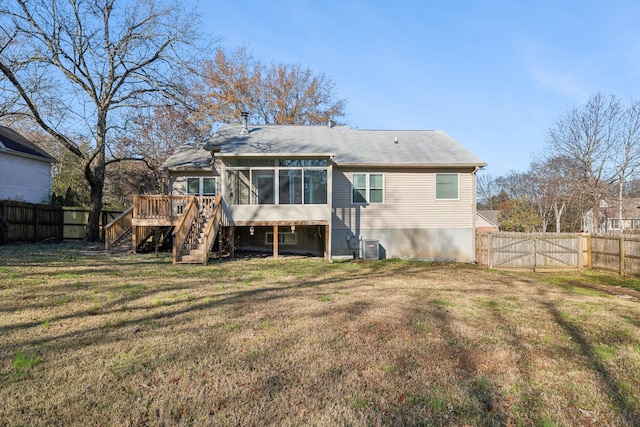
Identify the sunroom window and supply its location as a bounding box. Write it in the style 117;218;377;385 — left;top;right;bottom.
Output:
227;158;328;205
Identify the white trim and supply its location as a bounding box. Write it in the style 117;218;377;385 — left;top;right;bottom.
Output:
186;176;217;196
435;173;460;200
351;172;385;205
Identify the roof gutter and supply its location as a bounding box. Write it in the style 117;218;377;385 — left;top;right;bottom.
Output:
0;147;58;164
214;152;336;158
334;162;488;169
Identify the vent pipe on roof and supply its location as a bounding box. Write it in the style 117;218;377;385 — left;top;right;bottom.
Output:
328;119;333;128
240;111;249;135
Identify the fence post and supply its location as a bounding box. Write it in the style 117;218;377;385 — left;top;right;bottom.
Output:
577;234;583;271
619;236;625;277
585;234;592;270
487;233;493;269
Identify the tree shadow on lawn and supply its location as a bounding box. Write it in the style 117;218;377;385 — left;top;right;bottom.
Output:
1;263;402;361
544;301;640;425
422;301;513;425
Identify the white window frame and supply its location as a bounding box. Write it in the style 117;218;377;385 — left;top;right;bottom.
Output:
186;177;217;196
226;157;328;206
435;173;459;200
265;231;297;245
351;173;384;205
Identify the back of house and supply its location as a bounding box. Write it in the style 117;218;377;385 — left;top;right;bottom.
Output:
161;123;486;262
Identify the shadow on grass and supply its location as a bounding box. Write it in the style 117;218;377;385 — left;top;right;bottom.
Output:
425;302;511;425
545;301;640;425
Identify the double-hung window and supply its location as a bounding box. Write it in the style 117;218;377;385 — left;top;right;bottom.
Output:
187;177;216;196
352;173;384;204
436;174;459;200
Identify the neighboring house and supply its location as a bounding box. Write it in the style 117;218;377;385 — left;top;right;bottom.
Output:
477;209;500;232
583;198;640;233
159;122;486;262
0;126;57;204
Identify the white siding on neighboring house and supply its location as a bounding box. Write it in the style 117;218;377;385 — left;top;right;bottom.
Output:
0;152;52;204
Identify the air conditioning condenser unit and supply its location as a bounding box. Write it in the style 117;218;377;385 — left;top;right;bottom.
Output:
362;239;379;260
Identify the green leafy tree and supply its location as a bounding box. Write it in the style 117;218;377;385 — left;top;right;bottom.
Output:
498;199;543;232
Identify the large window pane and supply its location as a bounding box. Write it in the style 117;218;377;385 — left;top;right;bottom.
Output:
253;171;275;204
279;170;302;204
304;170;327;204
369;174;383;203
187;178;200;195
228;170;250;205
352;174;367;204
436;174;458;199
202;178;216;195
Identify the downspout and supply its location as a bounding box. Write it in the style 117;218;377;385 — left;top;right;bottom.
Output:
472;166;480;264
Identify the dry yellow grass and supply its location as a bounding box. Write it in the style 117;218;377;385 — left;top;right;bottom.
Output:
0;243;639;426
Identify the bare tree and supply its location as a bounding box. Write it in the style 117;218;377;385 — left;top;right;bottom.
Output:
547;94;640;233
108;105;211;206
528;155;579;232
199;46;347;126
0;0;203;241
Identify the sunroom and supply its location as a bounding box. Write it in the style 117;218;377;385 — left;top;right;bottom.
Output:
213;153;334;259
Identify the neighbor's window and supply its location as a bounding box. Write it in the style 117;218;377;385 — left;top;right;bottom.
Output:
436;174;459;199
352;173;384;204
187;177;216;196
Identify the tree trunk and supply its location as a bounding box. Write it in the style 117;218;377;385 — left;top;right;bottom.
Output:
84;116;107;242
85;178;104;242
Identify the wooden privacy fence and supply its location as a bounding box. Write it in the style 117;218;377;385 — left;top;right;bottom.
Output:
590;234;640;277
63;208;123;240
0;200;63;243
0;199;123;243
476;232;587;272
477;232;640;277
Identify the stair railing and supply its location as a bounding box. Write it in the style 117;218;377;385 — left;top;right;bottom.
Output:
202;195;223;265
104;206;133;250
172;196;199;263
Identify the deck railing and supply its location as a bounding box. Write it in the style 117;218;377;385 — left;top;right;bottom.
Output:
202;195;223;264
133;195;192;220
104;207;133;250
172;197;199;263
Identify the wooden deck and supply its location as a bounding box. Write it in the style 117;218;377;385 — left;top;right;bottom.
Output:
105;195;330;261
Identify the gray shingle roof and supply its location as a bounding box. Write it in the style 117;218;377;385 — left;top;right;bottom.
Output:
163;124;486;169
0;125;57;163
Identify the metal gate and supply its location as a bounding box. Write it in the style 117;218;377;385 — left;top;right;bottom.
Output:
477;233;583;271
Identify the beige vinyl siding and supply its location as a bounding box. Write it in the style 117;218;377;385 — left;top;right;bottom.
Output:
169;171;220;196
332;167;475;230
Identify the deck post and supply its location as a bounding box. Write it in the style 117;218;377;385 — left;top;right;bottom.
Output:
229;226;235;258
273;225;279;259
325;224;330;261
132;225;137;253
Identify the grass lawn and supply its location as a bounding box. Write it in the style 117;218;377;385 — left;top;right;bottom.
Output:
1;243;639;426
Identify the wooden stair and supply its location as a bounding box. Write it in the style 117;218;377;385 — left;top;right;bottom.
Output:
176;216;208;264
172;195;222;265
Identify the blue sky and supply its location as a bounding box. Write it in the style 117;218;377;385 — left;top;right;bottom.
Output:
198;1;640;176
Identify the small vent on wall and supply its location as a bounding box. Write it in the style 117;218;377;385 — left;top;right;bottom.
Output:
362;239;379;260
